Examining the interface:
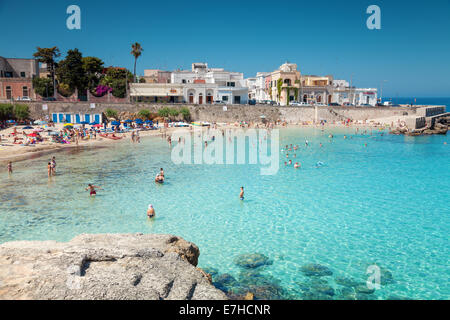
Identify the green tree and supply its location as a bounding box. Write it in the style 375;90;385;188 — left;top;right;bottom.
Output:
137;109;151;120
0;104;14;121
32;78;54;97
105;108;118;119
277;78;283;101
56;49;86;95
13;104;30;121
100;67;133;98
158;107;171;118
82;56;104;91
33;47;60;97
168;107;179;119
131;42;143;83
180;107;191;122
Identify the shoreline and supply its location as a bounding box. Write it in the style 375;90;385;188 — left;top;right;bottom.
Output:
0;122;389;165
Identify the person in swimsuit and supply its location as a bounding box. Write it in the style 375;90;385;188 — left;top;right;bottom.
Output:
51;157;56;175
86;184;101;196
294;162;300;169
155;174;164;183
160;168;164;177
240;187;244;200
47;162;52;177
7;161;12;174
147;204;155;218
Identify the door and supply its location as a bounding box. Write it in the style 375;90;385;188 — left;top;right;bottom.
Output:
52;114;58;123
234;96;241;104
189;94;194;103
199;95;203;104
75;114;81;123
66;114;71;123
85;114;90;123
6;86;12;99
207;94;213;104
58;114;64;123
95;114;100;123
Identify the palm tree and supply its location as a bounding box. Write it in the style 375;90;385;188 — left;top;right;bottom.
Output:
131;42;143;83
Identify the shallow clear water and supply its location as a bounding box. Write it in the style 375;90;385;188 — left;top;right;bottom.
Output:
1;127;449;300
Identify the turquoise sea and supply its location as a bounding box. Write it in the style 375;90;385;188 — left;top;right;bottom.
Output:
1;123;448;300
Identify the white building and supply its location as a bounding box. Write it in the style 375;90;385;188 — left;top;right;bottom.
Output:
170;63;248;104
331;80;378;106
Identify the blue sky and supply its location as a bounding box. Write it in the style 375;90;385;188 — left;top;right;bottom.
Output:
1;0;449;96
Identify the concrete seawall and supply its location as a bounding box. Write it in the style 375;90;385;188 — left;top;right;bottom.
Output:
25;102;436;123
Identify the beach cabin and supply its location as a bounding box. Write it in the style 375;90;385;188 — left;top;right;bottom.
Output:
51;113;103;124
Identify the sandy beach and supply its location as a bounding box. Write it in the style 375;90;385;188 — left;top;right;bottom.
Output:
0;119;390;166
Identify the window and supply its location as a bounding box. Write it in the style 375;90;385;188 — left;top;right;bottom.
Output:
6;86;12;99
23;86;28;97
226;82;235;87
20;72;26;78
182;79;186;83
222;96;228;101
4;71;13;78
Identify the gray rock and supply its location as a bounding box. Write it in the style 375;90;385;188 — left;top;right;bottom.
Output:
300;263;333;277
233;253;273;269
0;233;227;300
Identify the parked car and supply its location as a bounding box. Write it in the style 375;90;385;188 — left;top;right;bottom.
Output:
329;103;340;107
213;100;226;105
315;103;327;107
289;101;301;106
16;96;32;101
248;99;256;105
43;97;56;101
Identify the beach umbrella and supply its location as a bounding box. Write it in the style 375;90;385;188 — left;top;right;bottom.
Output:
92;124;102;128
27;133;37;137
89;121;99;125
64;123;74;127
145;120;153;123
111;121;120;125
23;126;34;129
124;119;132;123
80;121;89;125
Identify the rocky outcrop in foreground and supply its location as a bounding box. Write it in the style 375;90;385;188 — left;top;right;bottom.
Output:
0;233;227;300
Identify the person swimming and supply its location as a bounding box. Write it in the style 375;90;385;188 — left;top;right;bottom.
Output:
315;161;324;168
240;187;244;200
86;184;101;196
147;204;155;218
155;174;164;183
294;162;300;169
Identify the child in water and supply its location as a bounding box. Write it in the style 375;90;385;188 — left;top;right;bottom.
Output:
240;187;244;200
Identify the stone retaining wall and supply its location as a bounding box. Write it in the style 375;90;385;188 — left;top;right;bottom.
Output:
24;102;426;123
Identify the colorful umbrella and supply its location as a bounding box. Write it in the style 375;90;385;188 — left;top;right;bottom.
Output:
64;123;74;127
27;133;37;137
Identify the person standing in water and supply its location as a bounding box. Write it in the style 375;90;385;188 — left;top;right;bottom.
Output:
86;184;101;197
7;161;12;174
240;187;244;200
160;168;164;177
147;204;155;218
47;162;52;177
51;157;56;175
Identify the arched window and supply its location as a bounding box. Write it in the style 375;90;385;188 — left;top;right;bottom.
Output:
6;86;12;99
